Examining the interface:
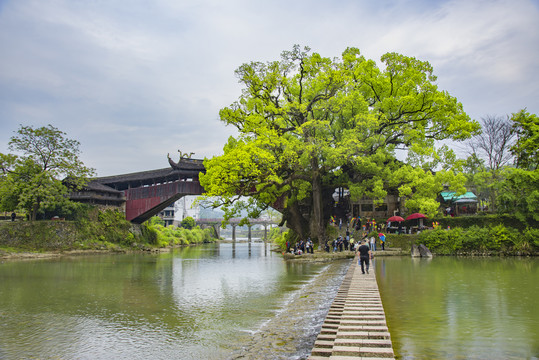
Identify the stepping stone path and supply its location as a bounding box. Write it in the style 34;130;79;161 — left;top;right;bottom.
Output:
309;259;395;359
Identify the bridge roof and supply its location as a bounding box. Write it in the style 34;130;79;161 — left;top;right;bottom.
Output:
85;180;124;194
94;159;205;190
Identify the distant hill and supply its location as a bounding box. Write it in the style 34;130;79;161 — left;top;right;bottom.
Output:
198;207;225;219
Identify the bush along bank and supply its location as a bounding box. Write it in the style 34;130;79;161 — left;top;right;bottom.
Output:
142;216;217;248
385;225;539;256
0;209;218;256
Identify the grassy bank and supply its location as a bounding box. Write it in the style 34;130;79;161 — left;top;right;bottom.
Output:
0;210;217;258
269;218;538;257
385;225;539;256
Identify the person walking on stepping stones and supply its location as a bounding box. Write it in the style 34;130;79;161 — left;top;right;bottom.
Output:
356;240;372;274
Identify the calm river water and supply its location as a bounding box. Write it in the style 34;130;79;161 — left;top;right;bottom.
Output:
376;256;539;359
1;243;538;359
0;242;349;360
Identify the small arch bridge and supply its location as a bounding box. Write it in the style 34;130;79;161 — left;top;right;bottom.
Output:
197;218;279;241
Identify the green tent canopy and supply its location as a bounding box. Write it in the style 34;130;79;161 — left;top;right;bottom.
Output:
440;191;478;202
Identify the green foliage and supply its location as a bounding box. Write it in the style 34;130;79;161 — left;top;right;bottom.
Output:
494;167;539;221
267;227;283;242
272;229;292;251
143;220;216;248
96;209;133;245
432;214;537;231
37;201;88;220
390;166;466;217
415;225;535;255
181;216;196;229
0;207;134;251
521;227;539;250
0;206;219;252
200;45;479;245
0;124;95;220
510;109;539;170
73;208;135;247
140;223;159;245
148;216;165;226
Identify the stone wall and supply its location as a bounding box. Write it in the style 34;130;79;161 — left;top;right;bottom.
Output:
0;221;80;250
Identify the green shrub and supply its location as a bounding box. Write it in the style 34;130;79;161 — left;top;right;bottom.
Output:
141;223;158;245
487;224;511;251
141;220;217;248
149;216;165;226
393;223;538;255
519;227;539;253
181;216;196;229
461;226;489;251
430;214;537;231
273;230;293;251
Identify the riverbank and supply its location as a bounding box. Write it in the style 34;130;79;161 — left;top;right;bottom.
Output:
282;248;406;262
0;218;217;260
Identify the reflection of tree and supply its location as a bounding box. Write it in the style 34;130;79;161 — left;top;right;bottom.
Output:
379;257;538;358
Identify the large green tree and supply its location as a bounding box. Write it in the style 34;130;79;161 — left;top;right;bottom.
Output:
490;109;539;220
510;108;538;170
200;46;479;245
0;124;95;220
461;109;538;215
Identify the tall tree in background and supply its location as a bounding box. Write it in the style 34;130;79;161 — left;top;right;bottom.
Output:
200;46;479;245
462;109;539;218
492;109;539;220
464;115;515;213
0;124;95;220
467;115;515;171
510;109;538;170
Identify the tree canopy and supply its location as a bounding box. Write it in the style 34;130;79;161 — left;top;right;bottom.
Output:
510;108;539;171
0;124;95;220
460;109;538;218
200;46;480;245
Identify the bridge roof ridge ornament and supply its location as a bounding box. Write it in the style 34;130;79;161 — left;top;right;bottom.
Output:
168;151;204;170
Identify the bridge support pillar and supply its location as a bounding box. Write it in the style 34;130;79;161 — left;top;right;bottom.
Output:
248;225;252;242
232;224;237;242
213;224;221;239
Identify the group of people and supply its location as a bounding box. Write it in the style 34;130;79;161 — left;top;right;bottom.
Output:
327;236;355;252
322;232;385;253
286;238;314;255
286;223;386;260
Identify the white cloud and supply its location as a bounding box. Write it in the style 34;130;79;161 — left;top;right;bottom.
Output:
0;0;537;175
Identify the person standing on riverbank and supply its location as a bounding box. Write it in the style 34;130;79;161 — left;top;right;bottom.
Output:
369;236;376;251
378;233;385;251
306;238;314;254
357;240;372;274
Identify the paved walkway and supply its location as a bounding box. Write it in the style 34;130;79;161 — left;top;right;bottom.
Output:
309;258;395;359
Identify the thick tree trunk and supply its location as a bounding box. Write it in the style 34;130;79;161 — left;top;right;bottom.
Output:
282;201;309;241
31;202;39;221
311;172;326;248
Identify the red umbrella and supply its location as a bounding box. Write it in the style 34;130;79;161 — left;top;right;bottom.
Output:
406;213;427;220
387;216;405;222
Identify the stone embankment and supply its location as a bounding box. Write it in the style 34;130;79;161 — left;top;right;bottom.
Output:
309;257;395;359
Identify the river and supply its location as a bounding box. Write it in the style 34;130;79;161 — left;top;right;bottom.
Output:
0;242;350;360
376;256;539;359
1;243;538;359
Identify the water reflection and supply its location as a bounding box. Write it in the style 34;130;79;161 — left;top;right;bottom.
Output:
376;257;539;359
0;243;340;360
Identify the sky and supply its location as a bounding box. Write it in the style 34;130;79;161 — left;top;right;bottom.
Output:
1;0;538;176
